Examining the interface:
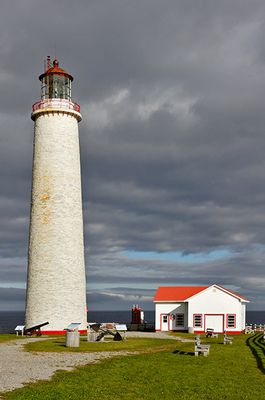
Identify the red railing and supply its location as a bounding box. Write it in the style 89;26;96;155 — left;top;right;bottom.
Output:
32;99;81;113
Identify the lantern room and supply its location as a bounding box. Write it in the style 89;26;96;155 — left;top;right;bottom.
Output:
39;57;73;101
32;57;81;120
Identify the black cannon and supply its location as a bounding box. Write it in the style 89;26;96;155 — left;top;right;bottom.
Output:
24;321;49;336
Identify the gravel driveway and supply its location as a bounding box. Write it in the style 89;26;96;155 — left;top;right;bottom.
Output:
0;332;186;394
0;338;127;394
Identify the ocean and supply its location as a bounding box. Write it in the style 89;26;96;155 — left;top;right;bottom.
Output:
0;310;264;334
0;310;155;333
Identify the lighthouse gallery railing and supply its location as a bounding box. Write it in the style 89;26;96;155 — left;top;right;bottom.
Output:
32;99;80;113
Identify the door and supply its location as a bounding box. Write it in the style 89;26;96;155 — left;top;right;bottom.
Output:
205;314;224;333
160;314;169;331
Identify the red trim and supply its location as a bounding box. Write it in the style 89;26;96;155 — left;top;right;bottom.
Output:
160;314;171;331
193;314;203;328
194;330;242;334
217;285;249;302
204;314;224;333
226;314;236;329
40;330;87;335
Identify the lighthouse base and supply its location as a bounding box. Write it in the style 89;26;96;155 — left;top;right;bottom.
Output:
38;330;87;335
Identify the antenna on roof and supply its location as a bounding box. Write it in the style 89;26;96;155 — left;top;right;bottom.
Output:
47;55;51;70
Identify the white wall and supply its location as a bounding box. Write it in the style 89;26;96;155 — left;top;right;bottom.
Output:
155;303;186;331
25;111;87;332
155;286;247;333
188;286;245;333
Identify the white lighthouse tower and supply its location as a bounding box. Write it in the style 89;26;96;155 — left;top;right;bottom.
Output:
25;58;87;334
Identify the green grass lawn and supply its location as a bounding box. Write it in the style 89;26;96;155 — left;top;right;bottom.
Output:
0;334;25;343
1;333;265;400
24;336;177;353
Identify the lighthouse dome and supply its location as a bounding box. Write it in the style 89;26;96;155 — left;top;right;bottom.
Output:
39;58;73;82
37;57;74;102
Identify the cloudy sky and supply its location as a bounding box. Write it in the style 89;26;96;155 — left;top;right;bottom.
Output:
1;0;265;312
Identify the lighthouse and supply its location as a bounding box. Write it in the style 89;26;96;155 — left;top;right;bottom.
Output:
25;58;87;334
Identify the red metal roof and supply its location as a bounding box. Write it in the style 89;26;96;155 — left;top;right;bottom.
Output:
39;59;73;81
154;286;208;301
154;285;249;302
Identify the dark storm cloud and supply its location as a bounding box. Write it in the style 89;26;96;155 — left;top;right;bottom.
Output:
0;288;25;311
1;0;265;310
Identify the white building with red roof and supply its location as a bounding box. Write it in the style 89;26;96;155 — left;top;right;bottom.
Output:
154;284;249;334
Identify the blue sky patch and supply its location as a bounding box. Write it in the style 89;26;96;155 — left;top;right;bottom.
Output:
123;249;232;264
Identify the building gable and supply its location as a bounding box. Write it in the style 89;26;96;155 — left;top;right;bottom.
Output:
154;284;249;303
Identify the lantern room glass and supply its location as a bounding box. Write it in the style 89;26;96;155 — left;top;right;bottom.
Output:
41;75;72;101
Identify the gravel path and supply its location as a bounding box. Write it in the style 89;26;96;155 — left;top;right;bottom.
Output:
0;338;126;394
0;332;189;394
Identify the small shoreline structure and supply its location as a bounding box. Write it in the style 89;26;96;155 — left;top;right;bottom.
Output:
245;324;265;334
0;309;265;334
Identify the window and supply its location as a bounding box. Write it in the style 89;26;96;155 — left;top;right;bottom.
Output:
65;77;71;100
227;314;236;328
175;314;184;326
194;314;202;328
163;315;168;323
45;75;69;99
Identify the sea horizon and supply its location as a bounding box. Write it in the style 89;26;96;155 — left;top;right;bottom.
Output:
0;309;265;334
